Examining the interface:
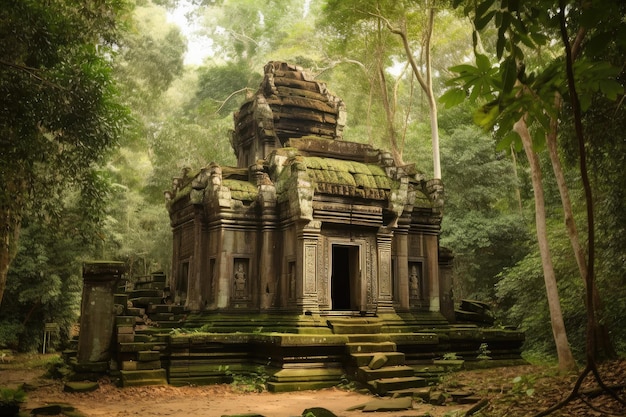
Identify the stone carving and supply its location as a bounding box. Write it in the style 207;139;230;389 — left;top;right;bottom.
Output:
409;264;420;300
233;262;247;299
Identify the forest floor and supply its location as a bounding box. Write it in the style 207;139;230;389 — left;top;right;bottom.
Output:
1;353;625;417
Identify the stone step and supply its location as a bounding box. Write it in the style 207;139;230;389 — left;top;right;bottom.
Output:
119;369;167;387
267;380;339;392
371;376;427;395
129;297;163;307
345;341;396;354
134;281;166;290
357;365;414;381
147;304;186;314
349;351;406;368
330;322;383;334
129;289;163;298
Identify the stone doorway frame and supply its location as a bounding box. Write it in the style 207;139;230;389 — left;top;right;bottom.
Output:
328;241;365;312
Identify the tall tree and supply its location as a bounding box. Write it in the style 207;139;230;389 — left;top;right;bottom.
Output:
321;0;459;176
444;0;625;374
0;0;131;305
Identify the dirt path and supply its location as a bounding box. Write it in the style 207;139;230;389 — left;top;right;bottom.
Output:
1;354;473;417
2;353;625;416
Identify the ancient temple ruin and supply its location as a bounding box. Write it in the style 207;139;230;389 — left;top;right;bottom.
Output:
82;61;524;392
166;61;453;321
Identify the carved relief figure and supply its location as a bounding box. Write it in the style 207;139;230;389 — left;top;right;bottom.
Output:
234;263;247;298
409;264;420;299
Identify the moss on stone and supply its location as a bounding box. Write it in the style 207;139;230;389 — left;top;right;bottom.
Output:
223;179;258;202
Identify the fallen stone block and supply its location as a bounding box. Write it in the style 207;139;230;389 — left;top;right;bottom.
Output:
368;353;388;370
361;397;413;412
429;390;446;405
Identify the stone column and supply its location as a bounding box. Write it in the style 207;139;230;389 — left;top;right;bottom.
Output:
376;227;395;313
296;220;321;314
425;234;441;313
438;246;455;322
394;226;410;311
186;206;204;311
77;261;127;364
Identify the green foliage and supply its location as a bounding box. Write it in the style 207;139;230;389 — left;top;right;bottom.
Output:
511;375;536;397
0;387;26;405
0;0;132;305
477;343;491;360
439;109;530;301
222;365;269;393
0;199;89;351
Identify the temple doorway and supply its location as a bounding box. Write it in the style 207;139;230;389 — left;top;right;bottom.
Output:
331;244;361;311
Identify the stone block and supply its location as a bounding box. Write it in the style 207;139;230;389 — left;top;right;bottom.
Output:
117;333;134;343
119;369;167;387
429;390;446;405
122;360;161;371
368;353;388;370
73;361;109;373
115;316;135;326
116;326;134;334
373;376;426;395
345;341;396;354
350;351;405;368
137;350;160;361
361;397;413;412
357;365;414;381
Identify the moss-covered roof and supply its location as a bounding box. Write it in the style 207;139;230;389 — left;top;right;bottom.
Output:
303;156;393;200
223;179;258;202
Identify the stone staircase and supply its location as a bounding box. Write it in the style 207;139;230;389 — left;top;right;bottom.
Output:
112;272;186;387
346;340;427;396
327;318;428;396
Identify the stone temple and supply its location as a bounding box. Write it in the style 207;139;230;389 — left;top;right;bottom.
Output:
166;61;452;320
72;62;523;392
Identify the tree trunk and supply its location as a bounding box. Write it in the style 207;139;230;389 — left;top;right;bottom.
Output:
388;6;441;179
546;99;617;359
514;116;577;372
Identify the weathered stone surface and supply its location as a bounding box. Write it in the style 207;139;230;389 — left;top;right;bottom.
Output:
120;369;167;387
361;397;413;412
428;390;446;405
368;353;388;370
137;350;160;361
77;262;126;363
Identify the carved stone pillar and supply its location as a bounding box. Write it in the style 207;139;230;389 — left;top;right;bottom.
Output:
376;227;395;313
425;234;441;313
296;220;321;313
77;262;127;364
186;206;204;311
394;227;410;311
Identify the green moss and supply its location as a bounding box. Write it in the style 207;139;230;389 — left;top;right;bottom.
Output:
223;179;258;201
413;189;433;208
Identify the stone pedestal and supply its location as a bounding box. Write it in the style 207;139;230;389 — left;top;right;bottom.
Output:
77;261;127;364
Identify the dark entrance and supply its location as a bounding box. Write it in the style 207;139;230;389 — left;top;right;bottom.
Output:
331;244;360;310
